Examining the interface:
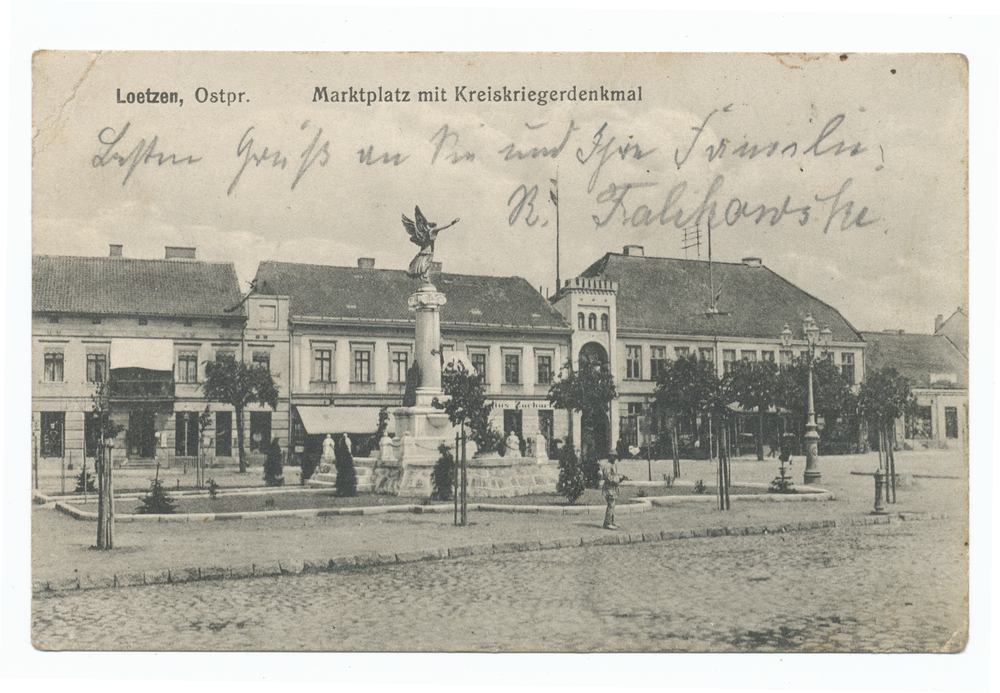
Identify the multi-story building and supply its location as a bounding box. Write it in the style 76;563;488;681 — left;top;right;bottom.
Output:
31;246;291;470
861;329;968;449
551;246;867;457
252;258;573;461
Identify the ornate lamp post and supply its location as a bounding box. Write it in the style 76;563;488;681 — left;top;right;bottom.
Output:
781;313;831;485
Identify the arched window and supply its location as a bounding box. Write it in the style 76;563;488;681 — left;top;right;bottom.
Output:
588;313;597;330
577;312;585;329
600;314;609;331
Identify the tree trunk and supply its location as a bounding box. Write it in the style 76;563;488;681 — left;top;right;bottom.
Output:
96;444;114;550
236;407;247;473
671;420;681;478
756;410;765;461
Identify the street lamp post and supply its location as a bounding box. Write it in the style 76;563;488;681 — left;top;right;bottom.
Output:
781;314;831;486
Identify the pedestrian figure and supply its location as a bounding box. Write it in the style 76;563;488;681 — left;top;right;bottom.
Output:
602;455;623;530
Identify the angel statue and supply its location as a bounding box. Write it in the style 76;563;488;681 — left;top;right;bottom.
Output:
401;206;460;282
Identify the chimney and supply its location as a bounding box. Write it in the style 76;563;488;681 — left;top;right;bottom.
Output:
165;246;196;260
357;257;375;269
109;244;123;257
430;261;443;273
934;314;944;332
623;245;644;256
742;257;762;268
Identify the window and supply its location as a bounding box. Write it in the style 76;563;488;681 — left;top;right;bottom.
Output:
252;351;270;372
249;412;272;452
619;403;643;447
91;318;102;325
761;351;775;362
391;349;409;383
536;354;553;384
577;312;585;329
85;413;101;458
699;347;714;362
741;350;757;361
138;318;148;326
177;353;198;383
504;353;521;384
215;349;236;363
841;352;855;383
906;406;932;440
945;407;958;439
779;350;794;370
87;353;108;383
601;314;609;331
469;351;487;379
314;348;333;382
722;349;736;374
353;348;372;382
674;346;690;358
588;313;597;330
43;352;64;382
626;346;642;380
40;412;65;457
650;346;667;380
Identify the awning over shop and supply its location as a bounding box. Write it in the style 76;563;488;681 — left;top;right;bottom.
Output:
110;338;175;371
295;405;391;435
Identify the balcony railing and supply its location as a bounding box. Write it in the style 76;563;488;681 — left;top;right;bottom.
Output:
109;378;175;401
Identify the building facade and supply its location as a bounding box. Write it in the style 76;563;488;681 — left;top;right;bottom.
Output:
31;247;290;470
252;259;573;462
551;246;867;458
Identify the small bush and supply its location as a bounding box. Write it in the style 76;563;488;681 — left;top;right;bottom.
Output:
334;435;358;497
693;479;707;494
207;478;220;500
556;440;586;504
136;478;176;515
300;453;319;484
74;467;96;494
431;444;455;501
582;453;602;489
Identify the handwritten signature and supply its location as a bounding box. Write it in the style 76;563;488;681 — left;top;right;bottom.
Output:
92;122;201;186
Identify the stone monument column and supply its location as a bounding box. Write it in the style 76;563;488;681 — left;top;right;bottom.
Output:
408;283;447;406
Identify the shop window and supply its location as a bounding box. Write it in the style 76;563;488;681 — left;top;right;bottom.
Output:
40;412;65;458
841;352;855;383
250;412;272;452
175;412;200;457
314;348;333;382
906;406;932;440
945;407;958;439
177;353;198;383
44;352;64;382
626;346;642;380
650;346;667;380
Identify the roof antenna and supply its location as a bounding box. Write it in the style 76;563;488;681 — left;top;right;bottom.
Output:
704;219;729;317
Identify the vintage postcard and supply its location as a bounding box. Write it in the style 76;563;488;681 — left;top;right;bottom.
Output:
30;51;968;654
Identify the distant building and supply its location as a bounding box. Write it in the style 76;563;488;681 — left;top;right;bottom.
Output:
934;307;968;358
252;259;572;461
30;247;290;470
861;330;968;449
551;246;867;458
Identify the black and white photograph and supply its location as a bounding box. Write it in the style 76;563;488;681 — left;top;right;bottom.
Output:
12;18;990;681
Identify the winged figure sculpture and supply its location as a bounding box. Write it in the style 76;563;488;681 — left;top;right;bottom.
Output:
401;206;460;282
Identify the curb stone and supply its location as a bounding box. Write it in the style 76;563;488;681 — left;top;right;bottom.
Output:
32;511;948;595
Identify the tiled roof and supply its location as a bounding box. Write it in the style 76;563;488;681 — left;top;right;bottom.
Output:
254;261;570;331
572;253;864;342
861;331;968;389
32;255;244;318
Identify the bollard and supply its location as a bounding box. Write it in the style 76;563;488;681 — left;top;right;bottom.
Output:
872;471;888;515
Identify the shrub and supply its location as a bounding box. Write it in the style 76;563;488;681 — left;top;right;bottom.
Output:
75;466;96;494
207;478;220;500
556;440;586;504
300;452;319;484
431;444;455;501
263;438;284;487
334;435;358;497
136;478;176;515
693;479;707;494
582;453;602;489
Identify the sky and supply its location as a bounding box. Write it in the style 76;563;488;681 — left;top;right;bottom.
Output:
32;51;968;334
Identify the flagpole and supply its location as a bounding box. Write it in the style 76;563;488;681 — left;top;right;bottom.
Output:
708;218;714;311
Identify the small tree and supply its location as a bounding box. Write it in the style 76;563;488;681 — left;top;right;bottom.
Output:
431;443;456;501
654;354;723;460
724;360;780;460
263;438;284;486
859;367;914;501
433;361;502;451
74;466;96;494
90;383;125;550
333;435;358;497
548;358;617;478
777;356;858;452
135;478;176;515
556;438;586;504
202;360;280;473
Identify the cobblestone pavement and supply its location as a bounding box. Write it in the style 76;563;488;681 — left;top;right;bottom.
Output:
33;516;967;653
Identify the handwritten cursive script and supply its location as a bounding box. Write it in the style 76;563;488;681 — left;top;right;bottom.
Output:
92;122;201;186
